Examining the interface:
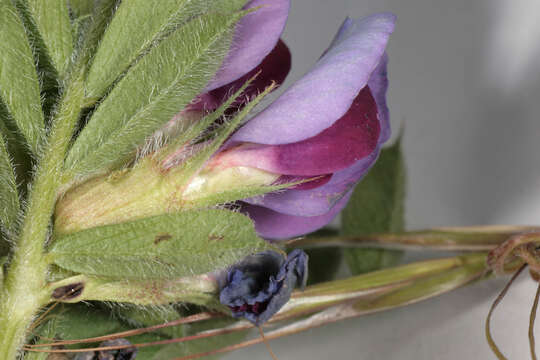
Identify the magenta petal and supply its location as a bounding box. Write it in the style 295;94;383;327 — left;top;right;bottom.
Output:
231;13;396;145
206;0;290;91
244;147;380;216
244;190;353;240
215;87;379;175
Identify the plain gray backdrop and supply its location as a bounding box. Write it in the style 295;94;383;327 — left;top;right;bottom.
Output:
225;0;540;359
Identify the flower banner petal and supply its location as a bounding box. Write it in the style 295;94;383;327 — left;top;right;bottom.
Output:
232;13;396;145
368;52;391;143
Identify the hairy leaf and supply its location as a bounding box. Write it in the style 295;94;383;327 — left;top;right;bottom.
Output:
27;0;73;79
0;0;44;154
49;209;269;279
0;130;20;236
0;102;32;197
66;11;245;177
342;138;406;274
85;0;247;100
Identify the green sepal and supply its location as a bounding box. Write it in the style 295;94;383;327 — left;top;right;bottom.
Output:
165;81;277;198
26;0;74;79
0;0;45;155
54;77;281;234
342;137;406;274
66;11;247;178
85;0;248;100
48;209;270;279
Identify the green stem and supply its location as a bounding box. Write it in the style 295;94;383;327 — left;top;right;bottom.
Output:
289;226;540;251
0;78;84;359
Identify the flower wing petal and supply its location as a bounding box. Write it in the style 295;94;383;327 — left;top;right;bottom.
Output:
244;147;379;217
244;189;353;239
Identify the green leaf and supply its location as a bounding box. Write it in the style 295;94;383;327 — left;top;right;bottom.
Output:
66;11;246;177
0;129;20;236
27;0;73;79
85;0;247;100
0;0;45;154
12;0;62;122
49;209;270;279
342;138;406;274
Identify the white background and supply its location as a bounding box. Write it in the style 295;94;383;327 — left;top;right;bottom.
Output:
225;0;540;359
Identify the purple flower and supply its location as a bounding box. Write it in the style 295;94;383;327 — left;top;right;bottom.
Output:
219;249;308;325
204;11;396;240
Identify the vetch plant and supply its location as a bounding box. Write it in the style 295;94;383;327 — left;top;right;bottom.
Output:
0;1;535;359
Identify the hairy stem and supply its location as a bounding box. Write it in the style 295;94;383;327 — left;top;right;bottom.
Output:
0;77;84;359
